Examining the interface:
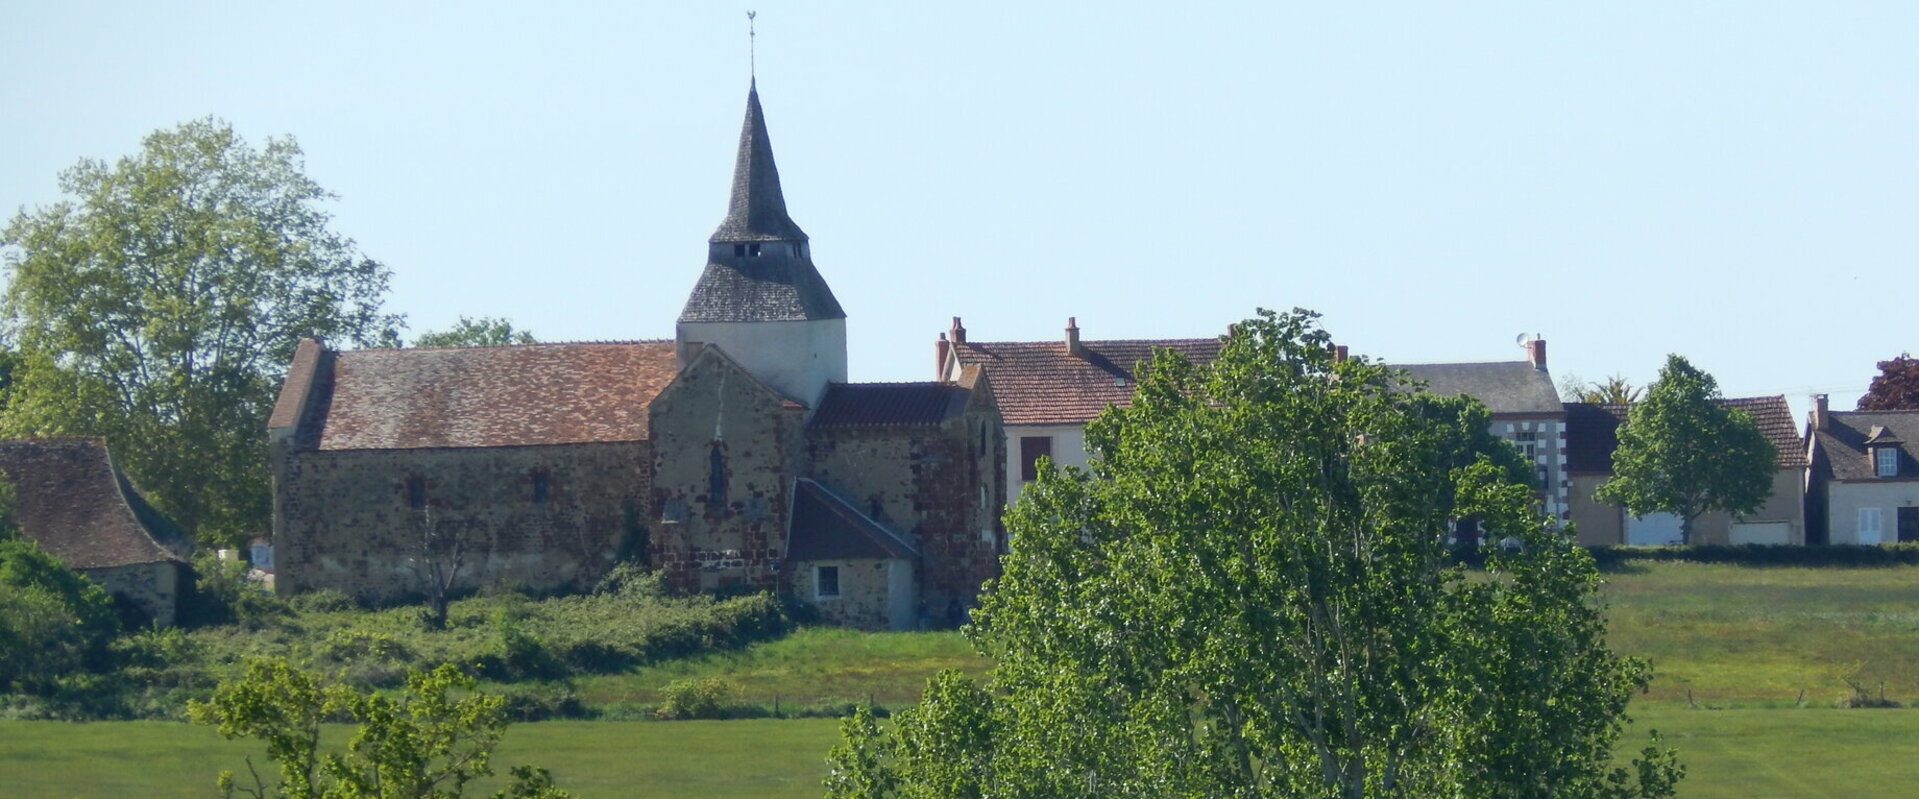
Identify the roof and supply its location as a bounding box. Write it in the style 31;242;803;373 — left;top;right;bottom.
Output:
313;341;679;450
0;438;188;570
711;81;807;243
787;479;920;561
950;338;1224;426
677;255;846;323
1565;395;1805;475
810;382;972;429
1394;361;1563;416
1814;410;1919;481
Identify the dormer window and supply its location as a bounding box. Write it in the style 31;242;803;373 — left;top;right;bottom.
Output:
1875;447;1899;478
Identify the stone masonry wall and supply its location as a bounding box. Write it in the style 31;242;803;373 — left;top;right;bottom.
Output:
648;351;806;593
86;561;182;627
274;441;649;603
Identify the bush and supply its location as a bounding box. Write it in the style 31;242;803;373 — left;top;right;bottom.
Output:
287;588;357;614
1587;544;1919;569
0;536;120;693
654;677;740;720
182;552;287;628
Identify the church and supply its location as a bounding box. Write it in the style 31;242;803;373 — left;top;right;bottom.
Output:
266;82;1007;630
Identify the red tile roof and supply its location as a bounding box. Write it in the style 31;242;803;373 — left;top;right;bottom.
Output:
315;342;680;450
951;338;1223;425
1722;395;1805;468
1563;395;1804;474
0;438;187;569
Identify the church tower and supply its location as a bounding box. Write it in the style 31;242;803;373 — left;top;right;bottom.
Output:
677;81;847;409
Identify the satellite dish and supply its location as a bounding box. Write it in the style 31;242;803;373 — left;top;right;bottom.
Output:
1515;333;1539;349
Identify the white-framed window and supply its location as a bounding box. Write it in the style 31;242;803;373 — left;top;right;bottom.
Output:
1858;507;1884;545
1875;447;1899;478
815;565;841;599
1514;431;1538;459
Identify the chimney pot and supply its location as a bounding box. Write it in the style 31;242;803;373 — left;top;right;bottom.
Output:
949;316;966;344
1066;317;1083;357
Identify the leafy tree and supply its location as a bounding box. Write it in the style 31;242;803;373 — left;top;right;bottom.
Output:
413;316;536;348
1858;353;1919;410
1596;355;1774;545
0;479;122;693
1564;374;1643;405
189;659;572;799
827;310;1681;799
0;117;401;546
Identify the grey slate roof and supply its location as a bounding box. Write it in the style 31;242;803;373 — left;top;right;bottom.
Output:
1813;410;1919;481
1565;396;1803;474
711;81;807;243
1394;361;1563;415
787;479;920;561
810;383;972;429
679;82;846;324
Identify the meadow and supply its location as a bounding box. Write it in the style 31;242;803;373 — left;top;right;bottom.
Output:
5;560;1919;798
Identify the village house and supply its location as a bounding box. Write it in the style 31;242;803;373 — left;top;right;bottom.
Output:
0;437;192;625
1805;395;1919;545
1563;396;1806;545
268;82;1005;630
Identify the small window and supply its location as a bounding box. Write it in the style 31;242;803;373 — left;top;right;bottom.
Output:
733;244;746;257
405;477;427;510
815;565;840;599
1859;507;1884;544
749;243;762;257
1020;436;1053;482
531;471;550;504
708;443;728;508
1875;447;1899;478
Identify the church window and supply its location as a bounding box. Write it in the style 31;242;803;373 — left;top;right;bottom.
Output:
531;471;550;504
709;444;728;507
816;565;840;598
405;476;427;510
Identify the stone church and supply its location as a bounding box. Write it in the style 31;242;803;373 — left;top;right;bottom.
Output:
267;82;1006;629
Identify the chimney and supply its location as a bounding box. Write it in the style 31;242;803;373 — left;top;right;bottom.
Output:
1065;317;1083;357
1526;337;1547;371
949;316;966;344
936;333;951;380
1332;344;1349;363
1812;393;1829;432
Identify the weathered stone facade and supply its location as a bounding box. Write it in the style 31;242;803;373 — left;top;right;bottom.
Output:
85;561;186;627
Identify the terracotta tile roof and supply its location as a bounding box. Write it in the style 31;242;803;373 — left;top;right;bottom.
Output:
787;479;920;561
0;438;188;569
810;383;971;429
1564;395;1804;475
951;338;1223;426
268;338;326;431
1813;410;1919;481
315;341;679;450
1394;361;1563;415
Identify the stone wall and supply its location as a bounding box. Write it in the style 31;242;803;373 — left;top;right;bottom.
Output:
273;441;649;602
791;557;914;630
85;561;183;627
648;348;806;593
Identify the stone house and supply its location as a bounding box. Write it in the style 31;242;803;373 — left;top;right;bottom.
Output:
1563;396;1806;545
0;437;192;625
268;82;1005;629
1805;396;1919;545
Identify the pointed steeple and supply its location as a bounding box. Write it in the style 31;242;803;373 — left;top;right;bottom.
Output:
711;80;808;243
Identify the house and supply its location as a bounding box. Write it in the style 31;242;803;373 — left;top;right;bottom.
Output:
1805;395;1919;545
1563;396;1806;545
941;320;1568;517
267;82;1005;629
0;437;192;625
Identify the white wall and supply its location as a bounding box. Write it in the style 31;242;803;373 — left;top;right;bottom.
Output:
1004;423;1089;509
678;318;847;409
1826;481;1919;545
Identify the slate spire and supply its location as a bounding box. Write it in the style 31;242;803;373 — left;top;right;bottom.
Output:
711;80;808;243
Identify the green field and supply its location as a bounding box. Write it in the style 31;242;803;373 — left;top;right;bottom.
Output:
5;561;1919;798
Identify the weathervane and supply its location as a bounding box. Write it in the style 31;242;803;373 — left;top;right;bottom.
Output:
748;10;757;79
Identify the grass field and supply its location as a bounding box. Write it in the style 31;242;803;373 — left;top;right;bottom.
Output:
6;560;1919;797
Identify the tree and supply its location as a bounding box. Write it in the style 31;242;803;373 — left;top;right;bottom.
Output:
0;118;401;546
0;478;122;694
1563;374;1643;405
1858;353;1919;410
413;316;536;348
826;310;1681;799
189;659;571;799
1596;355;1774;545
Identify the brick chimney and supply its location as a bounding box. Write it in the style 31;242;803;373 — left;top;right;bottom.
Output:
1065;317;1083;358
949;316;966;344
1812;393;1829;431
1526;338;1547;371
935;332;950;380
1332;344;1349;363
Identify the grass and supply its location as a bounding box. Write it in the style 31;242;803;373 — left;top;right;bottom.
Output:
1599;562;1919;707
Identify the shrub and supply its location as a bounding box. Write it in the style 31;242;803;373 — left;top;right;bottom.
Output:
0;536;120;693
287;588;357;614
654;677;740;720
182;552;288;628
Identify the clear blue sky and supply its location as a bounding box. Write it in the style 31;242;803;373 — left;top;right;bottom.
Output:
5;2;1913;418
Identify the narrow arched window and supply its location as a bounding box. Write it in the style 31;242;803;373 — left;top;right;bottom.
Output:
708;443;727;507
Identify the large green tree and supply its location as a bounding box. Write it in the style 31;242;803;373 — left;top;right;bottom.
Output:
1857;353;1919;411
827;310;1680;799
0;118;401;545
1596;355;1774;545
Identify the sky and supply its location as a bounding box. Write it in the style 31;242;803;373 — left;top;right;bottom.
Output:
4;2;1914;420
